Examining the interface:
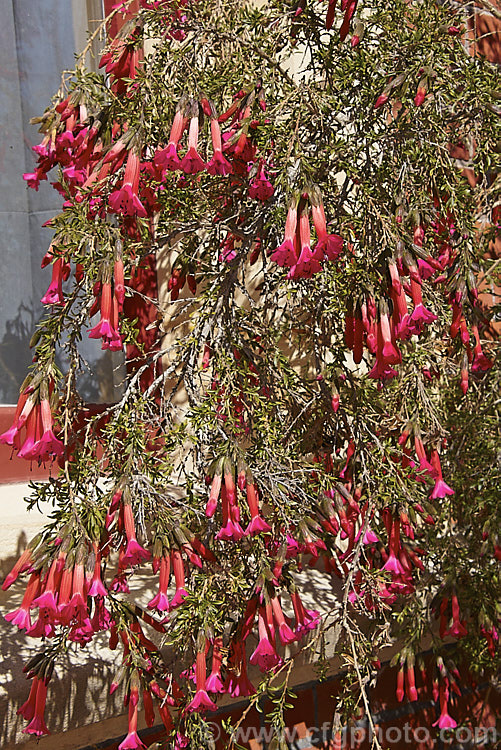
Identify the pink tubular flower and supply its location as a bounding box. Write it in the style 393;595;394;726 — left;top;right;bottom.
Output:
206;637;225;693
382;517;405;576
109;149;148;218
0;389;32;448
270;594;297;644
170;549;188;607
121;503;151;567
32;551;65;615
207;118;232;176
186;646;218;712
224;639;256;697
288;206;322;279
244;480;271;535
248;162;274;201
148;554;170;611
290;590;320;637
5;572;40;631
250;607;280;671
2;546;33;590
310;189;343;262
88;543;108;597
154;107;185;172
180;109;206;174
471;325;493;372
60;562;88;625
433;683;457;729
429;450;454;499
17;677;39;721
119;680;147;750
41;257;69;306
88;281;121;346
30;398;64;461
22;678;50;737
271;198;299;267
409;279;437;332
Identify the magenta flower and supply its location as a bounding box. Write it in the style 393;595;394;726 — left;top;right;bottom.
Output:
207;118;232;175
187;646;218;713
180;112;206;174
271;198;299;267
22;679;50;737
249;164;274;201
148;554;171;611
250;609;280;671
288;208;321;279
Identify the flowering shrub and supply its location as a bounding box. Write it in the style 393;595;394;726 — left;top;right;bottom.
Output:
2;0;500;747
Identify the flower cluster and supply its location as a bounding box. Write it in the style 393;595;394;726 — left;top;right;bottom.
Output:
271;187;343;279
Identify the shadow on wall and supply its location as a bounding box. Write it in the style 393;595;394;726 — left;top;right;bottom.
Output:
0;305;34;404
0;301;126;406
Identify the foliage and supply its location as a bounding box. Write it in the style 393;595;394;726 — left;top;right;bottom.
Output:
2;0;500;747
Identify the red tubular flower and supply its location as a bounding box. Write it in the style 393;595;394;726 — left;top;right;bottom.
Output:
17;676;39;721
471;324;493;372
109;149;148;218
249;161;274;201
338;0;358;41
326;0;337;29
119;677;147;750
2;546;33;590
143;688;155;728
382;517;405;576
250;606;280;671
88;543;108;598
271;197;299;267
148;554;171;611
374;92;389;109
244;480;271;535
170;549;188;607
432;682;457;729
205;636;225;693
207;117;233;175
311;189;343;262
122;503;151;567
180;109;206;174
89;281;121;347
41;257;70;306
224;639;256;697
288;205;322;279
405;657;418;701
429;450;454;499
155;107;185;172
5;572;40;630
22;678;50;737
396;663;405;702
444;591;467;638
186;645;218;712
270;594;297;644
